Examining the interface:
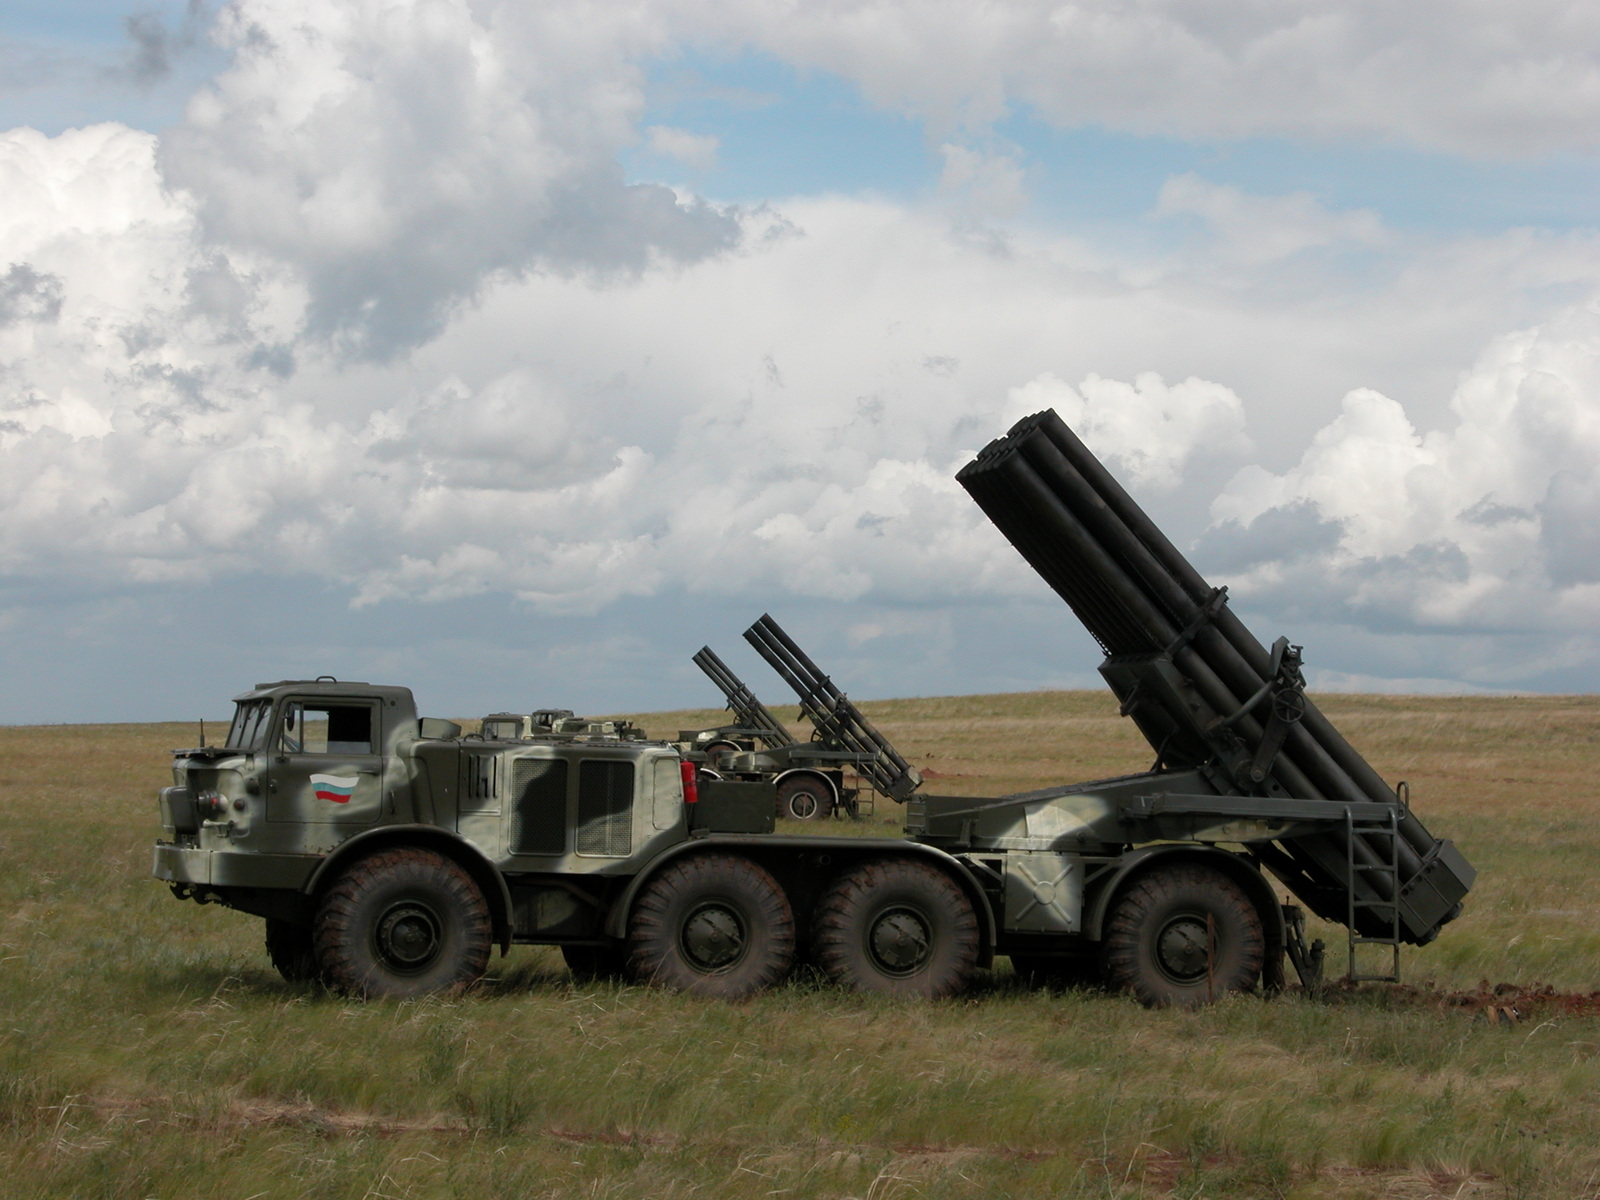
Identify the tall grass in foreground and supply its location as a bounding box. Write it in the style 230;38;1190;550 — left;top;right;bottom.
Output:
0;695;1597;1198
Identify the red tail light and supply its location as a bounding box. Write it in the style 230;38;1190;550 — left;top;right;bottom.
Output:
680;759;698;804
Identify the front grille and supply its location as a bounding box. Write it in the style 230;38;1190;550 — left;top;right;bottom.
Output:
575;760;633;856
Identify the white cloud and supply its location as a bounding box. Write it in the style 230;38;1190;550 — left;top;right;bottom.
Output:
1006;371;1251;490
645;124;720;172
7;0;1600;712
1205;299;1600;635
710;0;1600;158
160;0;738;356
1156;173;1387;266
937;141;1028;220
5;125;1598;653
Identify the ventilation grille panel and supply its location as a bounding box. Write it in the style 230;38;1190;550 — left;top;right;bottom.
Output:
576;760;633;857
509;758;568;855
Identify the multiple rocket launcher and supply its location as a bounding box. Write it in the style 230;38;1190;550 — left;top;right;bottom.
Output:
697;408;1473;952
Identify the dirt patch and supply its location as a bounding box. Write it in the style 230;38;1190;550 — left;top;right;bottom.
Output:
1319;978;1600;1020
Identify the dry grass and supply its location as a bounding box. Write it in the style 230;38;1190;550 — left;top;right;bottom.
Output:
1;692;1597;1198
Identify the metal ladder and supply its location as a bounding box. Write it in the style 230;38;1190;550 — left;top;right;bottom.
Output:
1345;806;1402;983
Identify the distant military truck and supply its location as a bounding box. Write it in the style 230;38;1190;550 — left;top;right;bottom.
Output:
678;620;923;821
478;709;645;741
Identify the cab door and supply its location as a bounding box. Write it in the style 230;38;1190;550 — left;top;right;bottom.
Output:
265;698;385;825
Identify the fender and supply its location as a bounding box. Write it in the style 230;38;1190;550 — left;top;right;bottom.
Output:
1082;844;1286;965
302;824;515;954
771;767;840;805
602;835;998;968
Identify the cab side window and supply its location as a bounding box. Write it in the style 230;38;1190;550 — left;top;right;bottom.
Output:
279;702;376;755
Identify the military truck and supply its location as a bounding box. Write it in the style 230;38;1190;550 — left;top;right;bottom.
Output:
153;408;1475;1007
679;626;921;821
154;679;988;1001
477;709;645;741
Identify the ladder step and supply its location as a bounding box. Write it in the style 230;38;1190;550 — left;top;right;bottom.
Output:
1346;807;1403;985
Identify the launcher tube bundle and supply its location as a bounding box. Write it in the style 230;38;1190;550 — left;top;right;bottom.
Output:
691;646;797;749
956;409;1472;945
744;614;923;802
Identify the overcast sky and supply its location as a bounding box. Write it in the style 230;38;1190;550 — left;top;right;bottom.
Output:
3;0;1599;723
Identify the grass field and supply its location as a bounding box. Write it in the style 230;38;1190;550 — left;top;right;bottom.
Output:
2;691;1598;1199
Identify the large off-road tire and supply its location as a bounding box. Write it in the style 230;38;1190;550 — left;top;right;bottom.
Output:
1100;863;1264;1008
813;859;979;998
1009;952;1103;991
562;941;632;983
314;848;492;1000
628;854;795;999
265;918;321;984
776;773;834;821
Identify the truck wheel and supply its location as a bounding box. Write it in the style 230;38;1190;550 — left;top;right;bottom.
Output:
562;941;631;983
1101;863;1264;1008
265;918;321;984
776;774;833;820
315;848;492;1000
628;854;794;999
813;859;978;998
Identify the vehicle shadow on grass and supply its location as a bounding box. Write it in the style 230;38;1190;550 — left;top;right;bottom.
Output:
137;950;1127;1007
218;959;1563;1015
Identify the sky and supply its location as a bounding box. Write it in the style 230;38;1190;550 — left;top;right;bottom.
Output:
3;0;1600;723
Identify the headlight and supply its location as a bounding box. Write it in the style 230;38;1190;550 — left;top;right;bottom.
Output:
195;790;229;820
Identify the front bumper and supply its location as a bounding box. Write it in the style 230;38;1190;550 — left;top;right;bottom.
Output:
153;843;320;891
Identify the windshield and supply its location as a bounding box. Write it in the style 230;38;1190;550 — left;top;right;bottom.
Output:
226;699;273;751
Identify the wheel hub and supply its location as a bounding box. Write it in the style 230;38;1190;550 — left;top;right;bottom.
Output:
867;907;931;976
375;902;443;972
787;790;819;819
1155;915;1211;983
680;903;747;972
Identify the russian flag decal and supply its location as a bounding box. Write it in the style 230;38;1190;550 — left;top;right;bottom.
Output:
311;773;359;803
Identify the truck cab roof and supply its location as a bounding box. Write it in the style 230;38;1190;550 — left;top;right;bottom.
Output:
233;679;417;710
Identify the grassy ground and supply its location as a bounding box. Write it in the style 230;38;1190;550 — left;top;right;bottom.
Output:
1;692;1597;1198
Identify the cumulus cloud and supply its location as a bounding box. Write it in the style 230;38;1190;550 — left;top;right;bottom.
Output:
1203;300;1600;635
645;125;719;172
160;0;739;356
0;263;64;327
7;0;1600;712
1007;371;1252;490
712;0;1600;158
1156;174;1387;266
4;110;1596;656
116;2;212;86
938;141;1028;222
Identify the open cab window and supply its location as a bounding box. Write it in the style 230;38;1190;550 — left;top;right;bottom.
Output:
278;702;376;755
